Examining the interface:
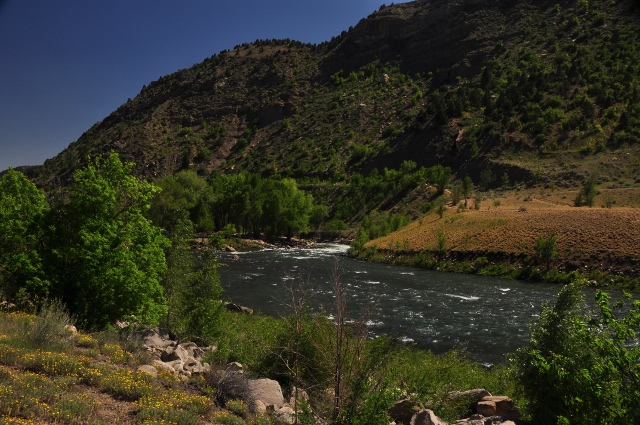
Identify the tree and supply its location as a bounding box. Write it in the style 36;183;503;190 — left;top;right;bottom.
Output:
0;169;49;299
534;231;558;271
261;178;313;238
574;176;599;207
46;153;169;328
462;176;473;207
161;213;223;342
514;280;640;424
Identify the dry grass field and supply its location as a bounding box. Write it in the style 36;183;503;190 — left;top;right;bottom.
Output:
369;187;640;274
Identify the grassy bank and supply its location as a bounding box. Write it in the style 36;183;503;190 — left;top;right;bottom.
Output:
0;303;520;424
352;187;640;290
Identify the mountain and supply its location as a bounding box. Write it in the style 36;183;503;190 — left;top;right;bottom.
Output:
29;0;640;197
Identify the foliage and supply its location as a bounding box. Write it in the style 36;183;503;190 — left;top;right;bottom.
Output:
161;215;223;343
514;279;640;424
574;176;599;207
45;153;170;329
534;231;558;271
0;169;48;299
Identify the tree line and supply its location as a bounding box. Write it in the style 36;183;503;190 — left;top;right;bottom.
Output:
0;153;222;335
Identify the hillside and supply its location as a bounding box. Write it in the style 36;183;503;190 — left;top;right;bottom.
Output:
27;0;640;207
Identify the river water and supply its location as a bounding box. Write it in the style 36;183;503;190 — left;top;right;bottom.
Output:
217;244;563;365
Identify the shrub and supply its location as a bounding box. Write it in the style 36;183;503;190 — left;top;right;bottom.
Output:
534;231;558;271
24;300;75;351
514;280;640;424
225;399;249;417
212;411;246;425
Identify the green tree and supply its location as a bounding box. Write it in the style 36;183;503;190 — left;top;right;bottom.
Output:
46;153;169;328
574;176;599;207
150;171;214;232
514;280;640;424
534;231;558;271
462;176;473;207
0;169;49;299
261;178;313;238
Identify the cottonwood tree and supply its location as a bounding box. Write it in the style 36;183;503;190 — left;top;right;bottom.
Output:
0;169;49;299
46;153;169;328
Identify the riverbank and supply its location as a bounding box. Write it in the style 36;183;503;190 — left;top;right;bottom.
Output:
353;204;640;290
348;246;640;290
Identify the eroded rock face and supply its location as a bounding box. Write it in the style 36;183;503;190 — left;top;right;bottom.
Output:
322;0;514;80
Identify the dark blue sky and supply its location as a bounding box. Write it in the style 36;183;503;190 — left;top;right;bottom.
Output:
0;0;387;171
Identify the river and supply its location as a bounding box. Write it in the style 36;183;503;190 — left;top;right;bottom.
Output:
216;243;564;365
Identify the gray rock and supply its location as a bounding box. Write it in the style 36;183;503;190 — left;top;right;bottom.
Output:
161;344;189;362
275;406;296;424
137;365;158;378
226;361;244;372
183;356;203;374
246;378;284;408
410;409;448;425
152;359;176;375
388;398;419;424
250;399;267;414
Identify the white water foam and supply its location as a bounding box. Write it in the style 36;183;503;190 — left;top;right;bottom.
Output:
445;294;480;301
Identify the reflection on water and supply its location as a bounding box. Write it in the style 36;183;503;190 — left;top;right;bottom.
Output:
217;244;562;365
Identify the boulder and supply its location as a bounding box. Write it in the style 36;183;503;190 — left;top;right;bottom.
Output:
161;344;189;362
137;365;158;378
448;389;492;416
166;360;185;374
388;398;420;424
410;409;448;425
476;396;521;420
449;389;491;403
179;341;205;360
183;356;203;374
225;302;254;315
152;359;176;375
246;378;284;408
275;406;296;424
250;399;267;414
139;327;176;356
226;361;244;372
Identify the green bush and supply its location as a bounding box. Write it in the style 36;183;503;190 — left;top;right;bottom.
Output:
514;279;640;424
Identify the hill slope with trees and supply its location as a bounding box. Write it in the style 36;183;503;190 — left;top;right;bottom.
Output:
25;0;640;206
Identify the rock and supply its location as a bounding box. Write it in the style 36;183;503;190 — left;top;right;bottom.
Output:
410;409;448;425
226;361;244;372
137;365;158;378
224;245;237;252
166;360;184;374
455;417;521;425
388;398;420;424
476;396;520;420
449;389;491;403
225;302;254;314
64;325;78;335
152;359;176;374
179;342;205;360
161;344;189;362
246;378;284;408
250;399;267;414
183;356;203;374
275;406;296;424
139;327;176;356
448;389;492;416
